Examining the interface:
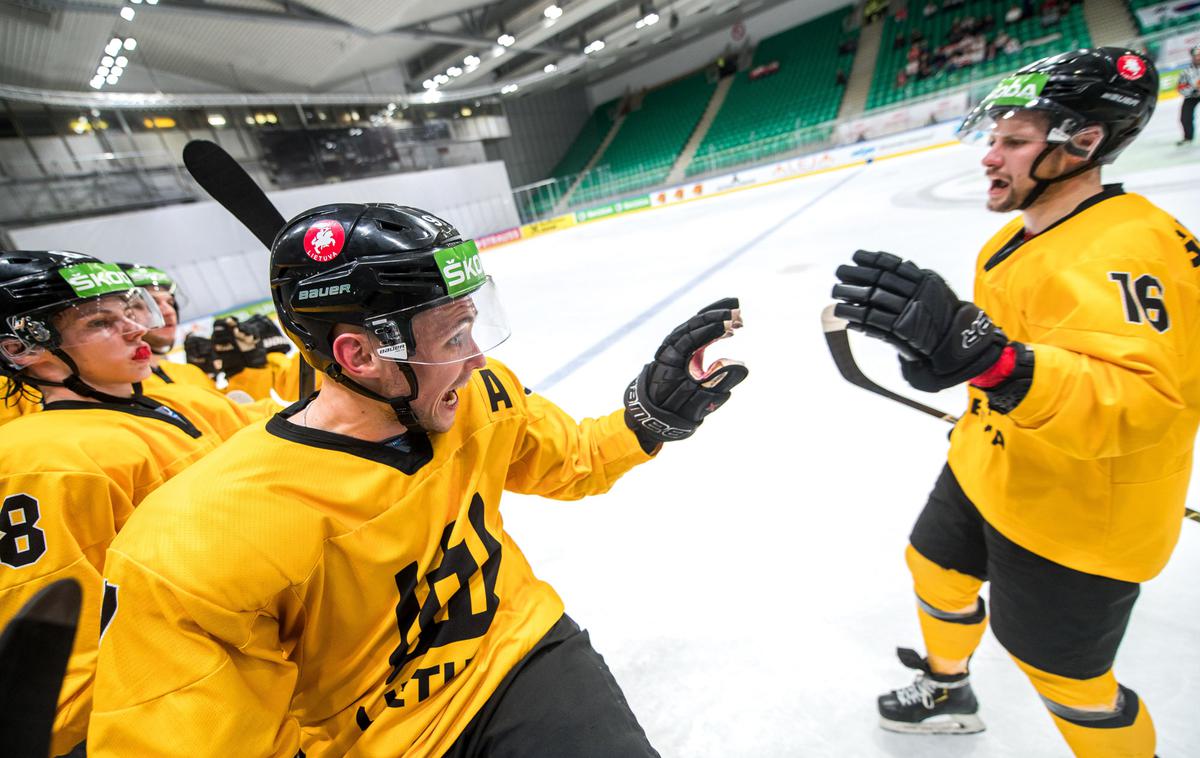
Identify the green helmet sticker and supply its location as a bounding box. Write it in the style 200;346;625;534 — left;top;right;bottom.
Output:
434;240;485;297
983;73;1049;108
123;265;174;290
59;263;135;297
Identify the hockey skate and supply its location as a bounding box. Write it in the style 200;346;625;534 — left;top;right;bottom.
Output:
878;648;985;734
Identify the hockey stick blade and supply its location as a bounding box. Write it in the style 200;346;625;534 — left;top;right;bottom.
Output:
0;579;82;757
182;140;285;250
182;140;315;397
821;305;958;423
821;305;1200;523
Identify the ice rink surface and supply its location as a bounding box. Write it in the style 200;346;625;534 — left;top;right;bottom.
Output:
481;97;1200;757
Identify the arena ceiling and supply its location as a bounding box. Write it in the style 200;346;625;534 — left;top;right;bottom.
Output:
0;0;812;105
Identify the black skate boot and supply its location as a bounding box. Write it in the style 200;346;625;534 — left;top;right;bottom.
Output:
877;647;984;734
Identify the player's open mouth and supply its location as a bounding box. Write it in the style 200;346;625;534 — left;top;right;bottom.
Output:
988;177;1010;195
442;388;459;408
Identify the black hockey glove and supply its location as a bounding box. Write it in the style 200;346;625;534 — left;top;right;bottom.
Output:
832;250;1008;392
183;333;219;378
624;298;748;451
243;314;291;355
209;317;267;378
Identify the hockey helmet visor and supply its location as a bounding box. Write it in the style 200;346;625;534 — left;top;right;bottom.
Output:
2;263;162;362
121;263;188;312
957;74;1104;160
364;274;509;366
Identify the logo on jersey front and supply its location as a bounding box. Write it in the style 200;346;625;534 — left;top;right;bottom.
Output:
1117;54;1146;81
303;219;346;262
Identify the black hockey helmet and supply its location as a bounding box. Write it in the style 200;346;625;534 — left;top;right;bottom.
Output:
118;262;182;354
0;250;163;400
269;203;509;425
958;47;1158;166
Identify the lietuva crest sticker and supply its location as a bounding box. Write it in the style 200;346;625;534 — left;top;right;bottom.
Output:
304;219;346;262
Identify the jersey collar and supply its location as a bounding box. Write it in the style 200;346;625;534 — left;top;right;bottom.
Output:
984;184;1126;272
267;397;433;474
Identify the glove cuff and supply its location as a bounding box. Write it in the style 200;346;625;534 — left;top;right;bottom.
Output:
979;341;1034;414
623;374;698;443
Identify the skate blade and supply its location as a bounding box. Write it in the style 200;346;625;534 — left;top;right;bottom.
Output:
879;713;985;735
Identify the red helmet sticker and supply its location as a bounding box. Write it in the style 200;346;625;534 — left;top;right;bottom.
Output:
303;219;346;262
1116;54;1146;81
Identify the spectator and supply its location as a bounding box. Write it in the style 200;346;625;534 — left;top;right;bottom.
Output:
896;6;908;23
895;30;908;50
896;68;908;88
981;13;996;32
1006;4;1023;23
1004;35;1022;54
836;68;848;86
924;1;938;18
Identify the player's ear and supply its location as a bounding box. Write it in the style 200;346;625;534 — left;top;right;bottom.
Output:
1063;125;1105;162
0;337;46;369
330;327;379;380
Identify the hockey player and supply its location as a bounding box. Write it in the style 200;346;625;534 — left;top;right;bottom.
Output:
88;203;747;757
832;48;1198;756
116;262;214;389
1178;45;1199;145
0;251;274;756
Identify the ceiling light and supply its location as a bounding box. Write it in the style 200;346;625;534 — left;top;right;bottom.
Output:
97;65;110;76
544;5;562;19
115;55;128;67
106;74;119;85
491;45;506;58
501;83;519;94
497;33;515;47
584;39;605;54
422;90;442;103
207;114;226;127
101;56;114;67
124;38;137;50
464;54;480;67
434;73;450;85
544;63;557;73
147;0;158;4
423;79;436;89
120;7;135;20
265;113;277;124
111;66;124;77
460;106;472;117
105;40;122;56
90;78;104;89
448;66;463;77
131;0;142;3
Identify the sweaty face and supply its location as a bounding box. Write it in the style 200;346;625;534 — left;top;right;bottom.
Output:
50;295;155;387
143;288;178;352
382;299;486;433
981;112;1049;213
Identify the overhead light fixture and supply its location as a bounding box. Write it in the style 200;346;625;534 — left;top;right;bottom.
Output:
106;74;119;85
120;7;135;20
434;73;450;85
422;79;436;89
584;39;605;54
207;114;226;127
105;38;122;55
97;65;110;76
544;5;563;19
501;83;519;94
464;54;481;67
101;56;114;67
544;63;557;73
636;3;660;28
497;32;515;47
90;78;104;89
147;0;158;4
124;38;137;50
448;66;463;77
460;106;473;117
115;55;128;67
111;65;124;76
131;0;142;3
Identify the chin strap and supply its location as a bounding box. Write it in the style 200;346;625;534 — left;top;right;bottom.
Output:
1018;144;1100;211
323;363;424;431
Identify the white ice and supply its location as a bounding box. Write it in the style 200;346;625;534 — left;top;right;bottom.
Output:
483;96;1200;757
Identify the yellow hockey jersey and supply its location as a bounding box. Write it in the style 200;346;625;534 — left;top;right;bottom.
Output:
225;350;323;402
948;187;1200;582
143;358;217;390
90;359;651;757
0;376;42;426
0;383;270;756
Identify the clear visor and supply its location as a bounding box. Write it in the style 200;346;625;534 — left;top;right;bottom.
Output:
146;284;187;317
364;276;510;365
956;100;1089;148
2;288;164;360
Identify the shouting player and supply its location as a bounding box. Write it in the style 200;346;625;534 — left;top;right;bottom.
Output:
833;48;1199;756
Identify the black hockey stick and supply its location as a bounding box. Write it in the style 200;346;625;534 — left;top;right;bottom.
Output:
182;140;315;397
820;305;1200;524
0;579;82;757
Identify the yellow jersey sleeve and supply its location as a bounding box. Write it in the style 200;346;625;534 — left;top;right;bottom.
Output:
224;351;322;403
0;377;42;427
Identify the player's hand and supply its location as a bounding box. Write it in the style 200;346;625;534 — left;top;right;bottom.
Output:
832;250;1007;392
209;317;266;377
183;333;219;378
242;314;291;355
623;298;748;450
